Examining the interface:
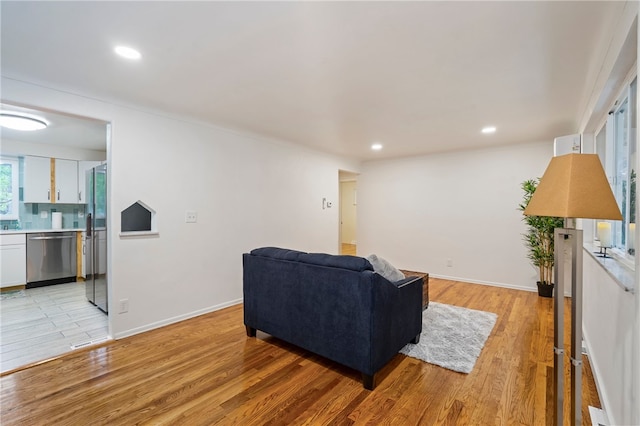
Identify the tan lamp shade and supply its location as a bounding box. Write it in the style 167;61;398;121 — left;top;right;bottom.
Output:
523;153;623;220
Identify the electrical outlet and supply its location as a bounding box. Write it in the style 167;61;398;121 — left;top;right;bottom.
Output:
119;299;129;314
185;211;197;223
446;258;453;267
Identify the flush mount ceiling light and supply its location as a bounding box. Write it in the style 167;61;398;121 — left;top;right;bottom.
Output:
481;126;497;134
114;45;141;60
0;113;48;131
371;143;383;151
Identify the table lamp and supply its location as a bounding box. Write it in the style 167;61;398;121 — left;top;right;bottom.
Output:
523;153;622;426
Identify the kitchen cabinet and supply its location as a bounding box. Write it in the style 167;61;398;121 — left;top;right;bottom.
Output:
55;159;78;203
77;230;105;278
0;234;26;288
77;161;101;203
79;231;87;279
23;156;52;203
23;156;79;204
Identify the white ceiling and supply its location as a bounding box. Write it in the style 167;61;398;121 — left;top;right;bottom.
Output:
0;1;628;160
0;103;108;151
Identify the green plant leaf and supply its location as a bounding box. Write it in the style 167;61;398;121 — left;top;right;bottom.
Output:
520;178;564;285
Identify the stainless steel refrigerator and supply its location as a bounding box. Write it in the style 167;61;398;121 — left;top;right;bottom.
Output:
85;163;108;313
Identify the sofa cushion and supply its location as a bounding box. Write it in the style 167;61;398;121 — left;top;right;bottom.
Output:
250;247;306;261
366;254;405;282
298;253;373;272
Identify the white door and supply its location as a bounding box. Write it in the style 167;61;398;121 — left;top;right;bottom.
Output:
340;180;357;244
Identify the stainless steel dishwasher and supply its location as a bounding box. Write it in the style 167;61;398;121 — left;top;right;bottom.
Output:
26;232;77;288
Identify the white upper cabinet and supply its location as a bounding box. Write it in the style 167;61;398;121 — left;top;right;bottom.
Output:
23;156;80;204
77;160;101;203
23;156;52;203
54;159;78;204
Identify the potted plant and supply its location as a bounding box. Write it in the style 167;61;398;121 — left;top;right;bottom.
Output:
519;179;565;297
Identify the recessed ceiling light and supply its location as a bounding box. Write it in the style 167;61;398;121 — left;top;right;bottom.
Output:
371;143;383;151
0;113;48;131
114;45;141;60
481;126;496;134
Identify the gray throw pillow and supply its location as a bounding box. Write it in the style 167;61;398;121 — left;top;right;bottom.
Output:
366;254;405;282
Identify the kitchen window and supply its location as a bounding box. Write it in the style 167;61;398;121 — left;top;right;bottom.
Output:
0;156;19;220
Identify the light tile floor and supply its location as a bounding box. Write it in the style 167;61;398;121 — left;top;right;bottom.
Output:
0;282;109;373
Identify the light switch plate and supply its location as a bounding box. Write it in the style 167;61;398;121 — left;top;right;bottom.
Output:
185;211;197;223
40;211;48;219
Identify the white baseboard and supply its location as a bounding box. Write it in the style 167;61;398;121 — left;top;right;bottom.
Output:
583;328;611;426
429;273;538;293
114;298;243;340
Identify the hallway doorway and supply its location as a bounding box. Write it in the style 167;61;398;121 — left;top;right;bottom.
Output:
339;170;358;255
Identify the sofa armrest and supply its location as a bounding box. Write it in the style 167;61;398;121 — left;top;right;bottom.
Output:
393;274;423;289
370;274;423;373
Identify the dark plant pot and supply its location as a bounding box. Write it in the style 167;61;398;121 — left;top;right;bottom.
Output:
537;282;554;298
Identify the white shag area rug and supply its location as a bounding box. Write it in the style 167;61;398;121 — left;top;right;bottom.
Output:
400;302;497;374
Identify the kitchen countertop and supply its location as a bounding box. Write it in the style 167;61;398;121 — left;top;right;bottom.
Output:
0;228;85;235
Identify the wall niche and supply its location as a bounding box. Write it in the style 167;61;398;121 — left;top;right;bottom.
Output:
120;200;157;237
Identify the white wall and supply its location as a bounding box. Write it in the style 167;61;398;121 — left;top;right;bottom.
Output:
582;255;636;425
1;139;106;161
577;3;638;424
635;26;640;426
358;141;552;290
2;77;360;339
633;14;639;425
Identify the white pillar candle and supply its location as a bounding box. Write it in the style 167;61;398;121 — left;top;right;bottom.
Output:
597;222;612;247
629;223;636;250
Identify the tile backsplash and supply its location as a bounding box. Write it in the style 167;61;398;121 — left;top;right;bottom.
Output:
1;203;86;230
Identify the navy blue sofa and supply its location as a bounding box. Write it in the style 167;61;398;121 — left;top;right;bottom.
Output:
243;247;423;390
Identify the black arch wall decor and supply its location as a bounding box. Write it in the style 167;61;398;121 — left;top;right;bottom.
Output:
121;201;152;232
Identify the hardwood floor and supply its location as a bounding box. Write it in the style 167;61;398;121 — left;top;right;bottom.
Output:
0;278;600;425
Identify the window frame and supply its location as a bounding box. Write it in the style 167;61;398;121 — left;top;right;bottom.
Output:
594;72;637;270
0;156;20;221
